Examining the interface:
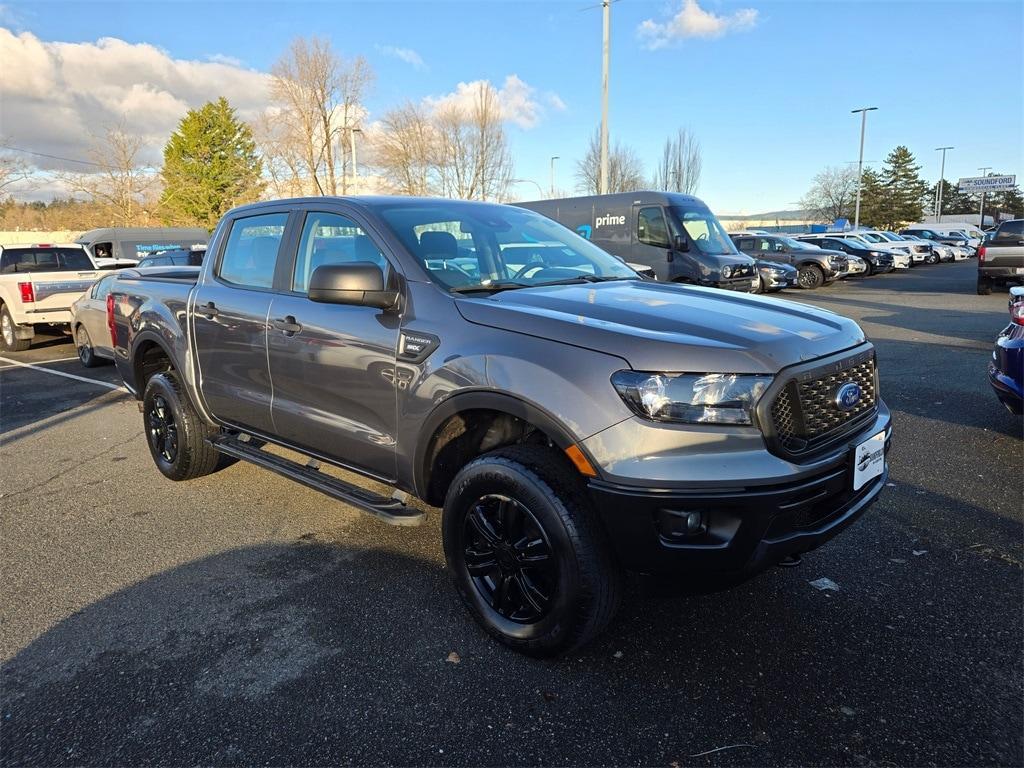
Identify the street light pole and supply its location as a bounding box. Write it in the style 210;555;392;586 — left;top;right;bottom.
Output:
599;0;610;194
851;107;877;229
550;156;560;197
935;146;953;223
978;166;992;228
349;127;362;194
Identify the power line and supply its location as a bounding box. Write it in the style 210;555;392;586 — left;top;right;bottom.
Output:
0;143;106;168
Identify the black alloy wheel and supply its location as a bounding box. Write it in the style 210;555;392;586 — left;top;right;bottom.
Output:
147;394;179;464
462;494;557;623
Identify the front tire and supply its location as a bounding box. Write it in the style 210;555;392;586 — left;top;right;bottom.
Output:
142;371;222;481
796;264;824;289
0;305;31;352
442;445;621;657
75;326;102;368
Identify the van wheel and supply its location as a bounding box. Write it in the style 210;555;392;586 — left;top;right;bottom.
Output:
0;305;31;352
143;371;222;481
75;326;103;368
977;278;993;296
797;264;824;289
442;445;621;657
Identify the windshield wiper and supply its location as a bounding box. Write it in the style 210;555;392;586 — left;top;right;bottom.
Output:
534;274;634;287
449;280;532;294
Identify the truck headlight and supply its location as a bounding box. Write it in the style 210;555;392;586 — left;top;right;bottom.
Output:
722;266;733;279
611;371;772;425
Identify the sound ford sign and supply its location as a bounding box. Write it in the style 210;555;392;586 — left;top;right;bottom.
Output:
958;175;1016;193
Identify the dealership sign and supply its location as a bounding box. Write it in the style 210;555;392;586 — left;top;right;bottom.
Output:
958;175;1016;193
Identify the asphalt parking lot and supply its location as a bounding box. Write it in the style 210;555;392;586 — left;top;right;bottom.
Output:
1;260;1021;767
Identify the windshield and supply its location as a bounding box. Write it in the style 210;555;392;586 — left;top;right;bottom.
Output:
377;202;637;292
879;232;903;241
779;236;814;250
669;207;738;255
859;232;885;243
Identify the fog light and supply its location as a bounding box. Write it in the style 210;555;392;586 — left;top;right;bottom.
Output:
658;508;707;539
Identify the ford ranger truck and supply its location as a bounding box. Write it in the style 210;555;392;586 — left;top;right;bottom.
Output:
107;197;892;656
0;243;102;352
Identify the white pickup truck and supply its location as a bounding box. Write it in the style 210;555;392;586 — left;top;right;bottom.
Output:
0;243;102;352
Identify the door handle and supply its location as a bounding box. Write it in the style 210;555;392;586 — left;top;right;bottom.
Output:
199;302;219;319
272;316;302;336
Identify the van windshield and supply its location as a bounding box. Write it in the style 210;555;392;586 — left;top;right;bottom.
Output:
669;207;738;256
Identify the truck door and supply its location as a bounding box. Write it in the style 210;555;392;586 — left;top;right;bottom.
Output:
265;208;400;481
192;211;289;435
633;205;683;281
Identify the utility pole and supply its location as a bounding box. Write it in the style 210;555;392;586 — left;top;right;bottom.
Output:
851;107;877;229
935;146;953;222
599;0;610;194
978;166;992;228
349;127;362;194
550;156;560;197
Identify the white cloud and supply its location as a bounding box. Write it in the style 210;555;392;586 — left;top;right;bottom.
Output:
638;0;758;49
426;75;559;130
0;28;272;172
375;44;426;70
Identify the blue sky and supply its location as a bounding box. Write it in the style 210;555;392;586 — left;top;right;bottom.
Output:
3;0;1022;213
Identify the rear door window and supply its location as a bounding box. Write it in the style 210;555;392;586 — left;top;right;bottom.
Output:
217;213;288;289
0;248;92;273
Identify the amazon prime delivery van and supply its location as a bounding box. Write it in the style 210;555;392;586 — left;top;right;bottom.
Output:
517;192;758;291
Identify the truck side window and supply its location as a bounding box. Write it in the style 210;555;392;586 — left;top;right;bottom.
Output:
218;213;288;289
292;212;389;294
757;238;772;252
637;207;670;248
994;220;1023;242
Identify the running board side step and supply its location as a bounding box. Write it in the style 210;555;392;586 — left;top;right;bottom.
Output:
209;434;425;527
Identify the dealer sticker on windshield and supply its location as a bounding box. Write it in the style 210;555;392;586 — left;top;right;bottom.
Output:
853;431;886;490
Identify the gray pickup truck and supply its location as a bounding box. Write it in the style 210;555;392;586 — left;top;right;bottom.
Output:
107;197;891;656
977;219;1024;295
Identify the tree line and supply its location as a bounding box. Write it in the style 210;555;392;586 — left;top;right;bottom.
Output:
0;33;706;231
801;147;1022;229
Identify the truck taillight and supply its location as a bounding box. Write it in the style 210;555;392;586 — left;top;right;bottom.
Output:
978;246;986;263
106;293;116;346
17;282;34;303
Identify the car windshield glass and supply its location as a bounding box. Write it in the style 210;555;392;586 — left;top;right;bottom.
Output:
879;232;902;240
859;232;884;242
377;202;637;292
947;232;967;240
669;207;738;255
779;236;811;249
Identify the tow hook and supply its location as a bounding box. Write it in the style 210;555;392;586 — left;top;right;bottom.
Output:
778;553;802;568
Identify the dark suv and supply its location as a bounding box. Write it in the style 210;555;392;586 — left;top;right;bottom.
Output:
730;233;847;289
795;235;895;275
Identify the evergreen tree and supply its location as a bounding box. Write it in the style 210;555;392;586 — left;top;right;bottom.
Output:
929;178;974;216
160;98;263;227
877;145;929;229
856;168;886;228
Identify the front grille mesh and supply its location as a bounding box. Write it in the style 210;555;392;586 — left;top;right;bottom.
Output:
770;356;877;454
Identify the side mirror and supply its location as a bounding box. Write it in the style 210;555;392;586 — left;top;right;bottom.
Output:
308;263;399;310
673;234;689;252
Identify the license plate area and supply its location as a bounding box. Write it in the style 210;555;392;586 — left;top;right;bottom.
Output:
852;431;886;490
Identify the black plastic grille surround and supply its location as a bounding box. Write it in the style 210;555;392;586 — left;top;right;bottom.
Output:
769;353;877;455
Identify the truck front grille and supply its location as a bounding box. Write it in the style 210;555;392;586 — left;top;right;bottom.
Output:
769;352;877;455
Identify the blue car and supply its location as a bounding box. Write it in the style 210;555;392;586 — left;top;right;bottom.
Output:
989;286;1024;415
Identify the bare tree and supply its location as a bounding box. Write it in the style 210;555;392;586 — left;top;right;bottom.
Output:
433;83;513;201
59;124;156;226
269;36;373;196
252;110;309;198
800;165;859;223
374;101;437;196
0;140;32;196
575;129;645;194
652;128;702;195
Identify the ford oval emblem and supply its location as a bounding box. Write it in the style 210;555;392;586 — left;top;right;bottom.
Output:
835;382;862;411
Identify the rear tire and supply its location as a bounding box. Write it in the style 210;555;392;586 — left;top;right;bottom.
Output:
142;371;222;481
442;444;621;657
0;305;31;352
977;277;993;296
796;264;824;290
75;326;103;368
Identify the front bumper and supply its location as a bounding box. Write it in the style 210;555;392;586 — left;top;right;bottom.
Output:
587;412;892;579
707;275;756;292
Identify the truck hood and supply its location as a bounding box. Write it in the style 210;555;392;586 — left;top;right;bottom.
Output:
454;280;865;373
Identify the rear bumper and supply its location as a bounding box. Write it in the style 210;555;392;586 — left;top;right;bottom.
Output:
588;416;892;579
980;266;1024;281
9;308;73;326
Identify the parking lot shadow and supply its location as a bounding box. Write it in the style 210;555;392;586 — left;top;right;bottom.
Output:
2;516;1021;767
